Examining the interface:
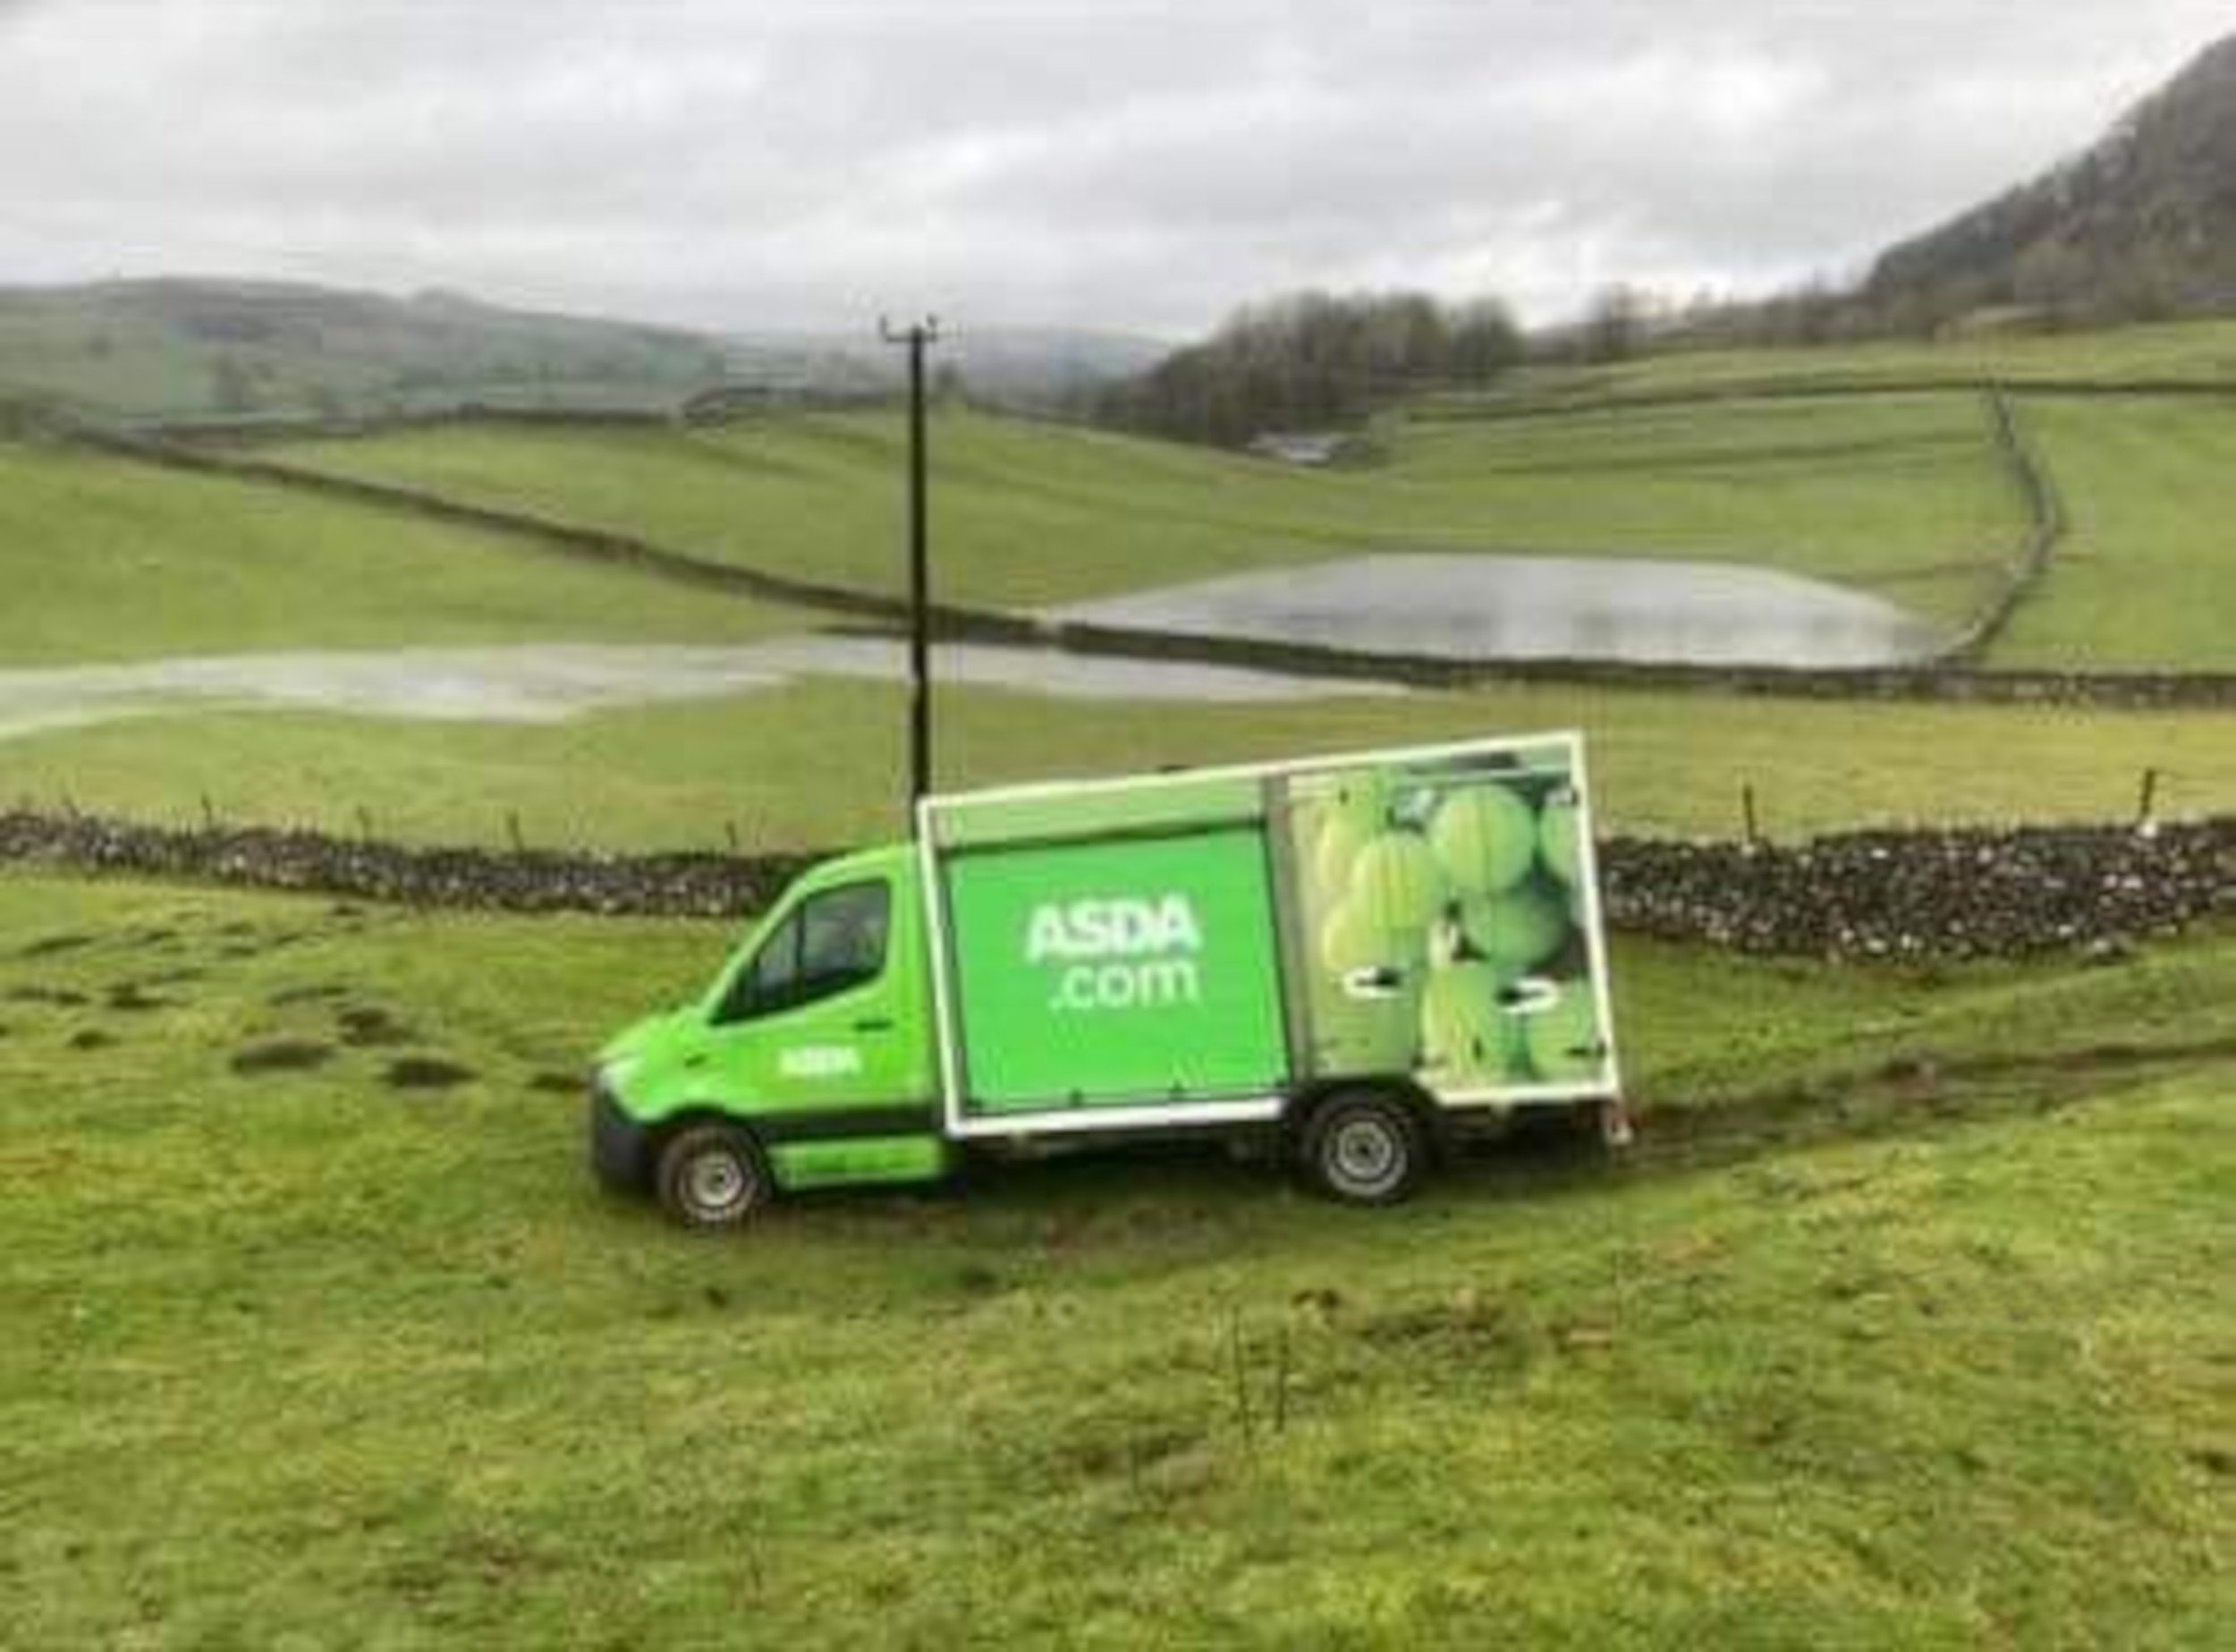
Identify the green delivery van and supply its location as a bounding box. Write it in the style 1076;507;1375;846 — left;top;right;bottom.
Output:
589;731;1625;1226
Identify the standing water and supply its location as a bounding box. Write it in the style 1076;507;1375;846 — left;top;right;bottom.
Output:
1046;553;1944;668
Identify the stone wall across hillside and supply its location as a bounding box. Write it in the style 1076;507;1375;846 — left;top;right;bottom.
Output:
66;426;2236;707
4;809;2225;962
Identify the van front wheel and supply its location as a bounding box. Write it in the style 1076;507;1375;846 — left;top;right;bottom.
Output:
656;1123;772;1230
1299;1091;1427;1207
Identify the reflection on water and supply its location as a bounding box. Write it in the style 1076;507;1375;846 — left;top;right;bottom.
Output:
0;639;1395;743
1048;553;1944;668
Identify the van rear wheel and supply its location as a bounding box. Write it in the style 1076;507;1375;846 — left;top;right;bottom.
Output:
1298;1090;1427;1207
656;1123;772;1230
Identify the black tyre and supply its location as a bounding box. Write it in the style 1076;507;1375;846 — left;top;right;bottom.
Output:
656;1123;772;1230
1298;1090;1428;1207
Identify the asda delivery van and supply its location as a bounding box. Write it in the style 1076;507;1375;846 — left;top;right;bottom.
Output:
589;732;1623;1226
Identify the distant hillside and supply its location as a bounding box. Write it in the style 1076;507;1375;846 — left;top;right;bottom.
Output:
0;277;1165;424
0;277;752;422
1865;33;2236;329
936;327;1170;406
733;325;1169;410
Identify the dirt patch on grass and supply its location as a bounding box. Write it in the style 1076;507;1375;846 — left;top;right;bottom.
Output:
6;984;89;1006
104;982;174;1013
68;1029;115;1051
527;1070;580;1095
1637;1033;2236;1170
336;1005;412;1047
384;1055;477;1090
231;1038;335;1075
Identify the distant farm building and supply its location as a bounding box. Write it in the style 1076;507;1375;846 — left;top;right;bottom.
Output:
1247;431;1352;467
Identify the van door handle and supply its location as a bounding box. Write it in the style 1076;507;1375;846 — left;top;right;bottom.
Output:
853;1016;893;1032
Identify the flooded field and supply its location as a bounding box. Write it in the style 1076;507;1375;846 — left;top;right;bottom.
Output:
1047;553;1945;667
0;638;1393;743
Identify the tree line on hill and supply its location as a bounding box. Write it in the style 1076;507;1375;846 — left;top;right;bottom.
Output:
1097;33;2234;447
1555;30;2236;358
1091;290;1522;447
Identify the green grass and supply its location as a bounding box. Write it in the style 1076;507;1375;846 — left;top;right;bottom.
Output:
1381;393;2016;625
271;397;2020;630
3;868;2229;1645
1988;395;2236;671
0;440;806;665
1476;318;2236;406
5;675;2232;851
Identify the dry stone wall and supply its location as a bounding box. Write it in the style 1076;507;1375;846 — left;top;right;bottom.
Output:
1600;820;2230;959
4;809;2226;962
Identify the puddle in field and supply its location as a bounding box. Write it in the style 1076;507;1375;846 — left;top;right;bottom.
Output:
0;639;1396;743
1044;553;1943;668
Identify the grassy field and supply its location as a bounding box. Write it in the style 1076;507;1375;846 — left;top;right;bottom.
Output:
4;674;2234;851
269;395;2020;631
3;868;2229;1644
266;379;2234;673
0;440;805;665
1380;393;2017;627
1992;395;2236;671
1470;318;2236;406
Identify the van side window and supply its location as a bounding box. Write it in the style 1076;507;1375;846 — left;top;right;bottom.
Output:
800;881;890;995
715;880;890;1022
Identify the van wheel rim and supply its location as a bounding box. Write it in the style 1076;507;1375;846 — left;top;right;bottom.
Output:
1328;1118;1402;1194
685;1152;750;1214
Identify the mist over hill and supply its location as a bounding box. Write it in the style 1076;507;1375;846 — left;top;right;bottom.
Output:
0;277;749;421
0;277;1164;423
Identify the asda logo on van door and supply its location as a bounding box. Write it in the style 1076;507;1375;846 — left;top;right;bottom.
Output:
1028;894;1204;1011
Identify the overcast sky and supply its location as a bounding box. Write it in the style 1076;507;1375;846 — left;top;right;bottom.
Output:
0;1;2226;337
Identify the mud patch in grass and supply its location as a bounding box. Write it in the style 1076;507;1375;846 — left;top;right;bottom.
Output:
6;985;89;1007
231;1038;335;1075
384;1055;477;1090
336;1005;412;1047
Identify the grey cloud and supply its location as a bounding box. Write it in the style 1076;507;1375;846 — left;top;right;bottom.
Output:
0;0;2226;334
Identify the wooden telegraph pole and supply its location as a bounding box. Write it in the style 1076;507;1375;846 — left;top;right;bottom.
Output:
880;316;940;827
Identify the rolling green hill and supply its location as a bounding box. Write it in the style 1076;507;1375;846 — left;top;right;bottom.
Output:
5;318;2232;853
270;394;2022;632
1436;318;2236;411
1995;395;2236;667
0;278;735;421
0;439;803;665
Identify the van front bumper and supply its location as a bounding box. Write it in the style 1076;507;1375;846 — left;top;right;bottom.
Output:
589;1076;655;1194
